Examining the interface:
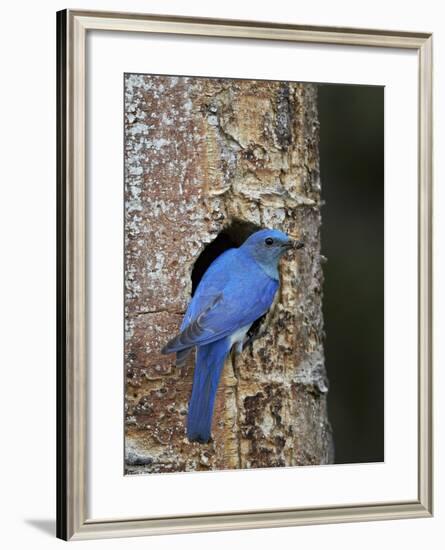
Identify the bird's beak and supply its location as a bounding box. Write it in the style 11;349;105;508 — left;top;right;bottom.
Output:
282;239;304;250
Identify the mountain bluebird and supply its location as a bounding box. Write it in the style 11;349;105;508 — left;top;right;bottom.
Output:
162;228;304;443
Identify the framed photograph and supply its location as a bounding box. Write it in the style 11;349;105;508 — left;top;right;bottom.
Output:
57;9;433;540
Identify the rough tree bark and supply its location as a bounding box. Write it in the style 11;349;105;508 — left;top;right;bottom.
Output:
124;74;333;473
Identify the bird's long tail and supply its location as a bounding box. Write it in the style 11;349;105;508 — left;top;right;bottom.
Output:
187;338;230;443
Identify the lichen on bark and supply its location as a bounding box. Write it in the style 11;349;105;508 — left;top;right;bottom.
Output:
124;74;333;474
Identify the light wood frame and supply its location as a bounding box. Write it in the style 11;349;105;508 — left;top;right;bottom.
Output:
56;9;433;541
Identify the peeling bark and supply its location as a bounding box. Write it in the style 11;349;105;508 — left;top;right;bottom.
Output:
124;74;333;474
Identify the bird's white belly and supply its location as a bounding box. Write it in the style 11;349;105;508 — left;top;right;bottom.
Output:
229;324;252;352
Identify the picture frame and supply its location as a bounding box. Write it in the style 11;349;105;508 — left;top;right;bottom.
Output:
57;9;433;541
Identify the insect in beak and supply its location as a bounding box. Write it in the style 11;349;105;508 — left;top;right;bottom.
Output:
282;240;304;250
292;240;304;250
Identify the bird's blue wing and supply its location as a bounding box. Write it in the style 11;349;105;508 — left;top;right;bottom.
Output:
162;249;278;354
179;248;236;332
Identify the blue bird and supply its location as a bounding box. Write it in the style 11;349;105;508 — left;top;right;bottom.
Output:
161;228;304;443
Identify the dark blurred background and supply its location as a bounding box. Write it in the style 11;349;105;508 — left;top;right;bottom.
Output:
317;84;384;464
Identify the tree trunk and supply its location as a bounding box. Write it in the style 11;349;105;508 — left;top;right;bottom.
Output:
124;74;333;473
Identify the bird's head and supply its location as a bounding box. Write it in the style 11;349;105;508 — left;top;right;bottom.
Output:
240;228;304;270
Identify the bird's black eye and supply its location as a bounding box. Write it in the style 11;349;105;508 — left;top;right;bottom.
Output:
265;237;274;246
